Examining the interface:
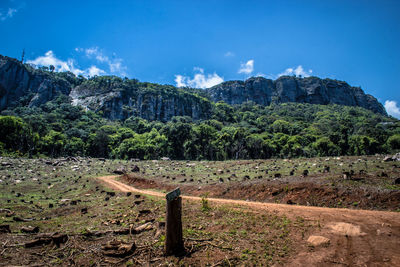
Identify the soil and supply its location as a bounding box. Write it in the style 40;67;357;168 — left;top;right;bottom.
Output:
98;175;400;267
121;172;400;211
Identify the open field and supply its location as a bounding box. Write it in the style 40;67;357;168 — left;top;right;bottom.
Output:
0;156;399;266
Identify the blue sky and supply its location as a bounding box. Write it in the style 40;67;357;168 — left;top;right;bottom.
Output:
1;0;400;118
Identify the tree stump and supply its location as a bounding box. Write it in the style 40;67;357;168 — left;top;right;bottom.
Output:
165;188;184;256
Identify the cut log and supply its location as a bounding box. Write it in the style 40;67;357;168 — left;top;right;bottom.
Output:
102;240;136;257
21;226;40;233
0;224;11;233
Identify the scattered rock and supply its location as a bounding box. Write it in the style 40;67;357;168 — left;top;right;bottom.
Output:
328;222;365;236
307;235;330;247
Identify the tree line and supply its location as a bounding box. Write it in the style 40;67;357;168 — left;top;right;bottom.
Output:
1;95;399;160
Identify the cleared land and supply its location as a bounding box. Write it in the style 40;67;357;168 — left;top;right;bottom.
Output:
0;156;399;266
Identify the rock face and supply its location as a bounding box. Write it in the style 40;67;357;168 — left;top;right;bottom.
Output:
0;54;387;120
206;76;387;115
69;79;212;121
0;55;212;122
0;55;72;110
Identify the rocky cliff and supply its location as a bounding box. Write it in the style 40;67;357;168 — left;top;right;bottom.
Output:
0;55;212;121
0;55;73;110
206;76;387;115
0;54;387;120
69;78;212;121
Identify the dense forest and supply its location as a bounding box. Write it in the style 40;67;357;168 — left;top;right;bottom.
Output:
1;92;399;160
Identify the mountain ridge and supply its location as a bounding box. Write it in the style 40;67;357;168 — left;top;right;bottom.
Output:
206;76;386;115
0;54;387;121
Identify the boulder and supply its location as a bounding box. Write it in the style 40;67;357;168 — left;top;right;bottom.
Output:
307;235;330;247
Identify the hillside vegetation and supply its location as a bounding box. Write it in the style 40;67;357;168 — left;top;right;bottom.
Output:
1;95;399;159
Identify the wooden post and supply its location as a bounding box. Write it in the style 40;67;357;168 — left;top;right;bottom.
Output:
165;188;184;256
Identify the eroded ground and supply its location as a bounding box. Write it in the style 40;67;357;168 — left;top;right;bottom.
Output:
0;156;399;266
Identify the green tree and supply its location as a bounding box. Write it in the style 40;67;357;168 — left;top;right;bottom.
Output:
41;130;66;157
87;130;111;158
349;135;379;155
386;134;400;151
312;137;340;156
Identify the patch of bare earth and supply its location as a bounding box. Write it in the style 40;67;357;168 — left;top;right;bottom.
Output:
109;174;400;266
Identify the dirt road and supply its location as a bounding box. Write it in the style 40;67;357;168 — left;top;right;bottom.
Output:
97;175;400;266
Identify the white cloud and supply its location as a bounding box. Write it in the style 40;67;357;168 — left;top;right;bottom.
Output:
88;65;105;77
77;46;127;76
255;72;266;78
27;50;105;77
29;47;128;78
224;51;235;57
0;7;17;21
384;100;400;119
278;65;312;78
238;59;254;74
175;75;186;87
27;51;78;73
175;67;224;89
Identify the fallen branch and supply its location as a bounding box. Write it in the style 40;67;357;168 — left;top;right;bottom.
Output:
185;237;214;242
83;222;153;237
24;233;68;248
